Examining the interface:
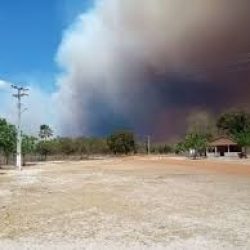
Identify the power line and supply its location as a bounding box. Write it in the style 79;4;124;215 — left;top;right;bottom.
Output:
11;85;29;171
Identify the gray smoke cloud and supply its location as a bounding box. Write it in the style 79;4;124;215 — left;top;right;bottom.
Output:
55;0;250;139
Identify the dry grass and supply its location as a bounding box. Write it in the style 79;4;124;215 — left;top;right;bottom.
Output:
0;156;250;249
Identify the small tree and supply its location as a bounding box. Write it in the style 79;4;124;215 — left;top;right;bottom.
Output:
217;111;250;157
0;118;17;164
58;138;78;157
87;138;109;155
107;131;136;155
233;130;250;157
36;140;58;161
184;132;208;160
75;138;87;159
175;142;186;155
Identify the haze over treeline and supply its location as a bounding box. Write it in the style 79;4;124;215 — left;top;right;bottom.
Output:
54;0;250;139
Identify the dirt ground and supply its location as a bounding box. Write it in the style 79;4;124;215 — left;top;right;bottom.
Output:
0;156;250;249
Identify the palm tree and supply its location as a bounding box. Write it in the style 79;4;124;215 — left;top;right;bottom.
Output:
39;124;53;141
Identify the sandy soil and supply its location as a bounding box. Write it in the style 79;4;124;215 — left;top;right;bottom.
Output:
0;156;250;249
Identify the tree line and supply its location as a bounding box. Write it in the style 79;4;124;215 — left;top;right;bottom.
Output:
0;121;112;165
0;118;173;165
1;109;250;164
0;121;139;165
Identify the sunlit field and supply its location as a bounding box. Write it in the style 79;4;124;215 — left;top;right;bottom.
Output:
0;156;250;249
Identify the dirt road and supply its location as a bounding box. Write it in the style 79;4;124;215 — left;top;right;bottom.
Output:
0;157;250;249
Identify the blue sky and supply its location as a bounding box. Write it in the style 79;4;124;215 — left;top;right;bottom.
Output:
0;0;94;134
0;0;93;92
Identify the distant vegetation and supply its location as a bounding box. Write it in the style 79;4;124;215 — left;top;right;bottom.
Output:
107;130;136;155
217;111;250;155
1;109;250;165
176;110;250;159
0;118;16;164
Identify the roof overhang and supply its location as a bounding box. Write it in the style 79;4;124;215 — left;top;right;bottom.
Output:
209;137;238;147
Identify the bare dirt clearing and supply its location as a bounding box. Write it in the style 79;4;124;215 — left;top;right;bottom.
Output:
0;157;250;249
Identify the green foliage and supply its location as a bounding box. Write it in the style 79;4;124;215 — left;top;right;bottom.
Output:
233;130;250;155
107;131;136;155
39;124;53;140
58;138;79;156
74;138;87;156
217;111;250;135
35;137;109;160
36;125;55;160
22;135;38;165
56;137;109;156
151;144;173;154
217;111;250;155
183;132;208;159
0;118;17;163
175;142;186;154
84;138;109;155
36;139;58;160
22;135;37;156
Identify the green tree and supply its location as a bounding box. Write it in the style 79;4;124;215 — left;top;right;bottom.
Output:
58;138;78;156
39;124;53;141
217;111;250;135
0;118;16;164
107;131;136;155
36;139;58;161
175;142;186;154
75;138;87;159
233;130;250;157
85;138;109;155
217;111;250;157
183;132;208;160
22;135;37;165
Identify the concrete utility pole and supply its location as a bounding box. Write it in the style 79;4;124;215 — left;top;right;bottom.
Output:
11;85;29;171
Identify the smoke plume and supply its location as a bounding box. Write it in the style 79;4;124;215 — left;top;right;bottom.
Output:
55;0;250;139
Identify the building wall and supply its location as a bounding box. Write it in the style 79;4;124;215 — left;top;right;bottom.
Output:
207;152;239;158
225;152;240;157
